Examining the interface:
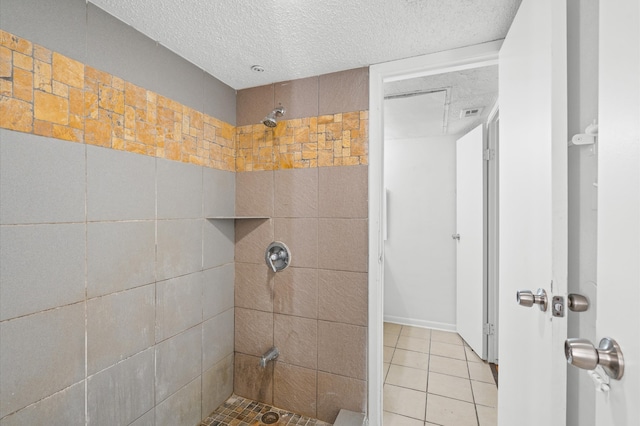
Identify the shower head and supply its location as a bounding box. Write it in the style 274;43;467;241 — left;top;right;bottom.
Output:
263;106;285;128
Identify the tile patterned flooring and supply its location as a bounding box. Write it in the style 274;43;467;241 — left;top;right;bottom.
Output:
383;323;497;426
199;394;331;426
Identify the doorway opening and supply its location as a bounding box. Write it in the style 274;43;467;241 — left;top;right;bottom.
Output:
368;41;502;425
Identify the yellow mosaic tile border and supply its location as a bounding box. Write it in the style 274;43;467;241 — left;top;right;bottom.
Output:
236;111;368;171
0;29;368;172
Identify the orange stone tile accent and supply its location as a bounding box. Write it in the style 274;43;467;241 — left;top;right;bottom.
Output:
12;67;33;102
52;52;83;89
0;30;367;173
34;60;52;93
1;46;12;78
13;52;33;71
34;91;68;125
0;97;33;132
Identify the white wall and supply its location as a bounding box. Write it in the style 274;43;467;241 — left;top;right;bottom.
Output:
383;136;457;329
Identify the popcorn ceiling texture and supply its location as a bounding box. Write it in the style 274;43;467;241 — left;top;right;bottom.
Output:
88;0;521;89
0;30;368;172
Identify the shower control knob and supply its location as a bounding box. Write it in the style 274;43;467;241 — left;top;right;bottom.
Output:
516;288;548;312
565;337;624;380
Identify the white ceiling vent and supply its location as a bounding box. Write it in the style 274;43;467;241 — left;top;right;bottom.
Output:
460;107;484;118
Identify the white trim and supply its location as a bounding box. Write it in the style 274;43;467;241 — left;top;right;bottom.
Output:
383;316;457;332
367;40;502;426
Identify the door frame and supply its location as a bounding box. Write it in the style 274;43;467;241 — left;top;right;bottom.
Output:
367;40;502;425
486;103;500;363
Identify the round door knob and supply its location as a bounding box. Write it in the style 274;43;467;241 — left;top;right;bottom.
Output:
564;337;624;380
516;288;548;311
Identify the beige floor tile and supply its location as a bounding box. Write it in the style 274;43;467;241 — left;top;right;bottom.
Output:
431;330;463;345
383;384;426;421
430;341;466;360
471;380;498;407
400;325;431;340
385;332;399;348
384;322;402;336
425;394;478;426
384;346;395;363
427;372;473;403
384;363;391;381
397;336;430;353
386;365;428;391
391;349;429;370
468;362;495;384
429;355;469;379
476;404;497;426
465;345;483;363
383;411;424;426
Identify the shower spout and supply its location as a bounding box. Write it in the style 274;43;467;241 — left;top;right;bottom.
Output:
259;346;279;368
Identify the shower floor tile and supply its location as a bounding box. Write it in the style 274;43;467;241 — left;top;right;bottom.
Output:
200;394;332;426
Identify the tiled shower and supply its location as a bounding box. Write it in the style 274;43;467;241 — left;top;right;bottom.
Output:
0;0;369;424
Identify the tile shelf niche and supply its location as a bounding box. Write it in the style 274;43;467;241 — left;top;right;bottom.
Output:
206;216;270;220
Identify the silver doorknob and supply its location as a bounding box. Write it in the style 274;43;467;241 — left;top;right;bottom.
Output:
567;293;589;312
564;337;624;380
516;288;548;311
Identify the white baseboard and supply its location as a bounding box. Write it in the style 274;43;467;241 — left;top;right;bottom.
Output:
383;315;456;332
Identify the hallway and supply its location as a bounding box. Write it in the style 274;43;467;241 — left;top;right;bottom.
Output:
383;323;497;425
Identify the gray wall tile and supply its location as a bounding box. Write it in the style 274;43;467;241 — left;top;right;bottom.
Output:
318;219;368;272
235;262;273;312
274;218;318;268
234;308;273;357
157;219;203;280
274;77;319;121
86;4;160;91
87;221;156;298
203;73;237;126
318;270;368;326
155;326;202;403
156;273;204;342
203;169;236;217
202;308;234;371
0;224;85;320
235;219;274;265
273;363;317;419
0;303;85;417
318;67;369;115
154;44;205;113
233;353;273;404
274;315;318;370
129;410;155;426
0;0;86;62
317;321;366;380
318;165;368;218
155;377;202;426
274;168;318;218
0;381;85;426
202;354;234;418
203;264;234;320
87;145;156;221
203;219;235;269
236;171;274;217
87;285;155;375
157;159;203;219
237;85;275;127
87;348;154;426
0;131;85;225
273;267;318;319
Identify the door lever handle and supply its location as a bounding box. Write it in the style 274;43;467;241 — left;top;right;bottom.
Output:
565;337;624;380
516;288;548;312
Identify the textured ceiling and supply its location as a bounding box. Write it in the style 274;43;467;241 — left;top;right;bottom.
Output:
88;0;520;90
384;65;498;138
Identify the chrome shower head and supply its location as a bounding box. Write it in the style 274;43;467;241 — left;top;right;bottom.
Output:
263;106;285;127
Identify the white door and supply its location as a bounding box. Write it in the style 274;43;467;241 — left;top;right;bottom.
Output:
498;0;568;424
595;0;640;423
456;125;485;357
